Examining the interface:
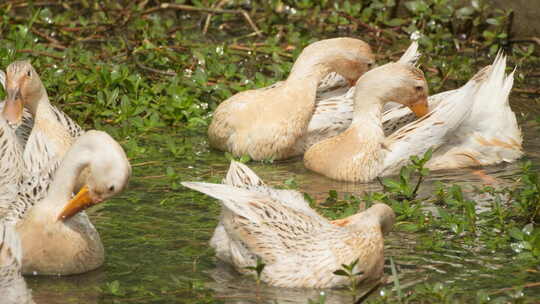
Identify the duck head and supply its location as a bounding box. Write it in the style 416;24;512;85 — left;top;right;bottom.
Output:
56;131;132;221
288;38;375;85
3;61;46;125
354;62;429;117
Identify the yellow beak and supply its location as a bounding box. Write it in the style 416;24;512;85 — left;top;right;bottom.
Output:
3;88;24;125
57;186;96;221
408;97;429;117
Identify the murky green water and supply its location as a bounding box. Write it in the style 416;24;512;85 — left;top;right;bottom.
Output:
22;95;540;303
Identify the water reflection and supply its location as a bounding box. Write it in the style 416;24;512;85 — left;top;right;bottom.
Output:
208;262;374;304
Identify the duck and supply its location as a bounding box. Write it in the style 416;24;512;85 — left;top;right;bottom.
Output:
182;161;395;288
208;38;375;161
0;222;34;304
2;61;84;205
304;54;493;182
9;130;130;275
0;115;32;303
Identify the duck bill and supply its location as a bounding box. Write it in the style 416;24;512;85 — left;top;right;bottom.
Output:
3;89;24;125
408;97;429;117
57;186;98;221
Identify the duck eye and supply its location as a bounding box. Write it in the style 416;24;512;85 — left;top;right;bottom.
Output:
108;185;115;192
27;70;32;77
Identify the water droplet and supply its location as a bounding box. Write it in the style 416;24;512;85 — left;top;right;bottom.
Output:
410;31;421;41
215;46;224;56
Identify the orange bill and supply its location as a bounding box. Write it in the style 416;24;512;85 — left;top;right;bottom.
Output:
57;185;95;221
408;97;429;117
2;89;24;125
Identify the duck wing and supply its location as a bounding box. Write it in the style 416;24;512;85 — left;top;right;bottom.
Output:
427;54;522;169
381;72;483;175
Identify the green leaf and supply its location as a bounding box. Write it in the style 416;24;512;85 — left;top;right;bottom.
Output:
509;227;524;241
456;6;475;17
333;269;349;276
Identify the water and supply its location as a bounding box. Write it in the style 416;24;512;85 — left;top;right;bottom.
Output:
19;95;540;303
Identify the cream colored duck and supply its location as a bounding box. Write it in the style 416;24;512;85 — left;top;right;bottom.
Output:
304;56;495;182
182;161;395;288
10;131;130;275
304;52;521;178
208;38;375;161
2;61;83;205
0;222;34;304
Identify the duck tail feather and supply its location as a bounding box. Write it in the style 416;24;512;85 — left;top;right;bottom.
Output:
182;182;263;223
398;41;421;66
224;161;264;188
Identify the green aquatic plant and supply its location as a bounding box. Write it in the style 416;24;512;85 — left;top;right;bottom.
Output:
379;149;432;201
333;258;364;300
245;257;266;287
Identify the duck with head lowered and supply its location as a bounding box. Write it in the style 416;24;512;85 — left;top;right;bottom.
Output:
304;52;516;182
182;161;395;288
208;38;375;161
0;128;131;275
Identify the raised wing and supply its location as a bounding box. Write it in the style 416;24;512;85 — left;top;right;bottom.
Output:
382;79;479;174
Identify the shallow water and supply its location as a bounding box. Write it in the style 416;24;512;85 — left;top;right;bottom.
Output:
20;95;540;303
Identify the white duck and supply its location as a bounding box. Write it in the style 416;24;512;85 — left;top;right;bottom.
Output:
183;161;395;288
0;222;34;304
5;131;131;275
208;38;375;161
303;54;495;182
2;61;83;205
304;51;521;179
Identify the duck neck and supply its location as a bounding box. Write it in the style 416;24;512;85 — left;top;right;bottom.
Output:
351;93;385;141
286;63;331;93
42;143;92;212
26;85;49;119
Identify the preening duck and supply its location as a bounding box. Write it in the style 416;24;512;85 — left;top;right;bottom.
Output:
208;38;375;161
183;161;395;288
304;52;518;182
8;131;131;275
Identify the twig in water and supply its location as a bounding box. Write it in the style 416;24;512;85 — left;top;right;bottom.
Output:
390;257;403;303
203;0;228;35
135;60;177;76
17;49;64;60
490;281;540;295
142;3;262;37
31;28;67;50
